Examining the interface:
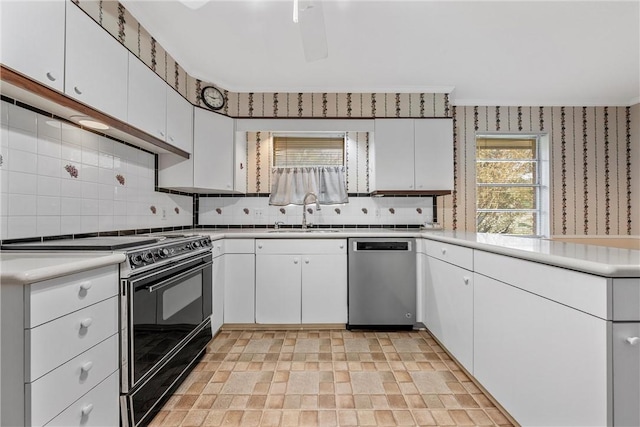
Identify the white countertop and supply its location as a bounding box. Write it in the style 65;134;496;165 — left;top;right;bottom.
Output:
1;229;638;284
179;228;639;277
0;251;126;285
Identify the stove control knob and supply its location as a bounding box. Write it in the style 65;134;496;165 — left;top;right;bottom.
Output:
201;239;210;247
193;241;201;248
143;252;154;262
158;248;170;258
130;254;144;266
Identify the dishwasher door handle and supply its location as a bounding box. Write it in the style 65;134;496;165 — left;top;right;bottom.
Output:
353;241;412;252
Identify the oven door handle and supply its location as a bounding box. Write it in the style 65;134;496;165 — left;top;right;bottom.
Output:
145;261;212;293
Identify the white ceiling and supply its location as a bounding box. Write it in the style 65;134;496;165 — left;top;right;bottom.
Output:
121;0;640;106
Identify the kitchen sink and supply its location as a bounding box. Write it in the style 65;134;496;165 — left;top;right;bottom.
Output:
268;229;340;233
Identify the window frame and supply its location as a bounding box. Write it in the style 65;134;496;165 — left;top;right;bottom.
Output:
475;133;550;237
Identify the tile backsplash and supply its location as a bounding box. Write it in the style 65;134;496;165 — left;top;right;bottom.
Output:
0;100;192;240
198;196;435;228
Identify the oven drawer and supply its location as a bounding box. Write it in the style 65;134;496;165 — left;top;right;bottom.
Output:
26;297;118;382
27;334;118;427
27;265;118;328
43;370;119;427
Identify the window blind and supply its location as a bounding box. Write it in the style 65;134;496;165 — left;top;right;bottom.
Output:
273;136;344;167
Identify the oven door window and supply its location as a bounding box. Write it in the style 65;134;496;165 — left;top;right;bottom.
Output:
131;256;212;384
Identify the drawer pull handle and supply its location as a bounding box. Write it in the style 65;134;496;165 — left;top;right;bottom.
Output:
339;244;344;249
46;72;56;81
81;361;94;372
80;318;93;329
257;244;263;249
159;130;165;137
441;248;447;255
74;86;82;95
81;404;94;416
626;337;640;346
304;258;310;264
79;282;92;291
463;276;470;285
293;258;299;264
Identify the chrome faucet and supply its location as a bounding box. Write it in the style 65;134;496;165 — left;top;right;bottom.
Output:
302;192;321;229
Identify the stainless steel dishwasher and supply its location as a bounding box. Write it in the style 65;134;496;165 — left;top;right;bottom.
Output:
348;237;416;329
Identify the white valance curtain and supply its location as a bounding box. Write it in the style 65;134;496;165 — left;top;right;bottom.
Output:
269;166;348;206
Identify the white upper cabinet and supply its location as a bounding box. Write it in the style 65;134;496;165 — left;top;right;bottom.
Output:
414;119;454;191
128;53;193;153
372;118;453;192
1;0;66;92
166;87;193;154
65;4;128;122
193;108;235;191
372;119;415;190
158;108;243;192
127;53;166;141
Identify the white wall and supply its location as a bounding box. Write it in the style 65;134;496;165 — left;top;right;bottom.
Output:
0;101;192;240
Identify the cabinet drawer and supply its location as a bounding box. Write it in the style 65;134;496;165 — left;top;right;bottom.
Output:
225;239;255;254
425;240;473;270
474;250;610;319
256;239;347;255
27;335;118;427
43;370;119;427
27;266;118;328
27;297;118;382
613;278;640;321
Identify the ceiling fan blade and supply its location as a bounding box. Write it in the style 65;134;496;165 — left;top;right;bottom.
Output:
298;0;328;62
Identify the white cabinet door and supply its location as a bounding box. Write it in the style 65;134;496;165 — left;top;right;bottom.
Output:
1;0;65;92
166;88;193;154
424;256;473;371
127;53;166;140
474;273;609;426
224;254;255;324
193;108;235;191
211;254;224;334
414;119;453;191
255;254;301;324
65;4;128;122
373;119;415;191
301;254;347;323
613;322;640;426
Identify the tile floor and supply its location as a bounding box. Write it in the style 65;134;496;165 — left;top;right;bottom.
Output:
150;329;515;427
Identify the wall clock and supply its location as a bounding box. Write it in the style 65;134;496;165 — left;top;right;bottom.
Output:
201;86;225;110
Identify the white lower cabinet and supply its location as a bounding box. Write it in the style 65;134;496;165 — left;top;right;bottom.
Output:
424;256;473;372
0;265;119;427
255;239;347;324
473;272;609;426
223;239;256;324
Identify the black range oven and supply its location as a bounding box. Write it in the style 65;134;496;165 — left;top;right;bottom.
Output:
119;236;213;427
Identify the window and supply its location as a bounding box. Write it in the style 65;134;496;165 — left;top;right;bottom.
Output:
273;133;345;167
476;135;548;236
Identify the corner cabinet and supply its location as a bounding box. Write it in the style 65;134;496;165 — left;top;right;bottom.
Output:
65;4;128;122
255;239;347;324
158;108;245;193
371;119;453;193
1;0;65;92
1;265;120;427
